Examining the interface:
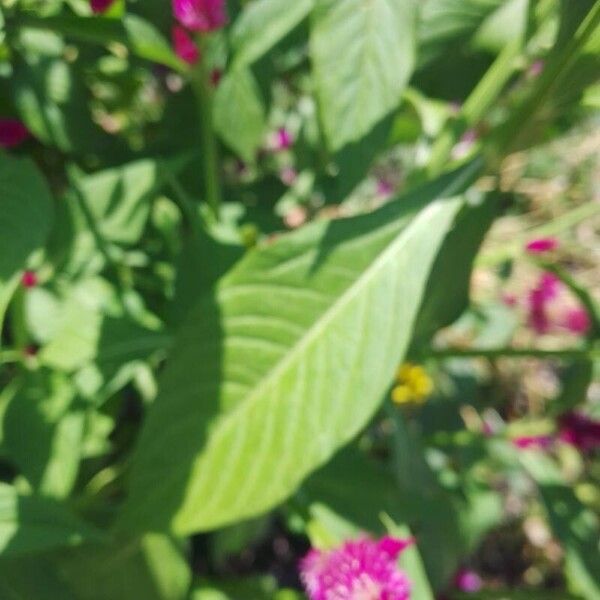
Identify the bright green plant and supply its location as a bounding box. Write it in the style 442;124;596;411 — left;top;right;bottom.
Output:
0;0;599;598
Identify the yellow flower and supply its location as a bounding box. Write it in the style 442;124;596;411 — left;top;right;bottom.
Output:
391;363;433;405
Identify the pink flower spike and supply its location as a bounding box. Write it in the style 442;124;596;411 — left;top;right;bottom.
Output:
21;271;38;289
91;0;115;14
525;237;559;254
563;307;591;335
172;0;227;33
0;119;29;148
172;26;200;65
454;569;483;593
300;536;412;600
512;435;553;450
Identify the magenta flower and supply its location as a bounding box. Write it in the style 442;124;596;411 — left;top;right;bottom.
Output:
559;412;600;452
512;435;553;450
300;536;413;600
563;307;591;335
454;569;483;593
270;127;293;151
0;119;29;148
21;270;38;289
525;237;559;254
376;178;395;199
90;0;115;13
527;272;560;334
172;26;200;65
172;0;227;32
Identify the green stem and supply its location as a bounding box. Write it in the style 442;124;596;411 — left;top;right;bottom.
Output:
191;62;222;219
425;346;599;361
492;1;600;158
428;39;522;177
164;171;203;238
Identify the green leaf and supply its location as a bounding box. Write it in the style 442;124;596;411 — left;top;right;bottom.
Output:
213;68;267;162
120;164;479;535
3;373;85;499
311;0;417;151
15;14;185;71
231;0;314;68
0;534;190;600
413;192;500;342
72;156;190;245
0;484;102;557
0;156;54;334
53;535;191;600
418;0;504;65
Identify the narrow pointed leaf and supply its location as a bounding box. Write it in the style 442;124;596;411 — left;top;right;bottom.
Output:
120;166;479;534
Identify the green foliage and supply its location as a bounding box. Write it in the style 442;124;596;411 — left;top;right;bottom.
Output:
0;155;54;332
310;0;417;151
121;169;467;534
0;0;599;598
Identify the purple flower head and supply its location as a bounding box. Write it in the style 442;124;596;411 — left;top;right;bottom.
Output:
300;536;413;600
21;270;38;289
527;273;561;334
526;237;559;254
528;60;545;78
376;178;394;199
172;25;200;65
172;0;227;32
0;119;29;148
91;0;115;14
512;435;553;451
563;307;591;335
270;127;293;151
454;569;483;593
559;412;600;452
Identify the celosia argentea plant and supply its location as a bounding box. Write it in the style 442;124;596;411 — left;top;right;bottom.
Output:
0;0;599;598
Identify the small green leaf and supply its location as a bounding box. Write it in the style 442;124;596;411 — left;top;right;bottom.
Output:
231;0;314;68
213;68;267;162
15;14;185;71
0;484;102;557
0;155;54;334
3;373;84;499
311;0;417;151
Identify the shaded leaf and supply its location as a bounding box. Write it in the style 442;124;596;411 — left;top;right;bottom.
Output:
231;0;314;68
311;0;417;151
0;484;102;557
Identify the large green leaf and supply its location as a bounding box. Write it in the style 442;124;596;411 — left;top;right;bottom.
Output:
231;0;314;68
310;0;417;151
0;484;102;557
0;155;54;334
119;164;479;535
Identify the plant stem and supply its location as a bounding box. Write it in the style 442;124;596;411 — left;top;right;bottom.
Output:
425;346;599;361
492;1;600;158
191;61;222;220
428;39;522;177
